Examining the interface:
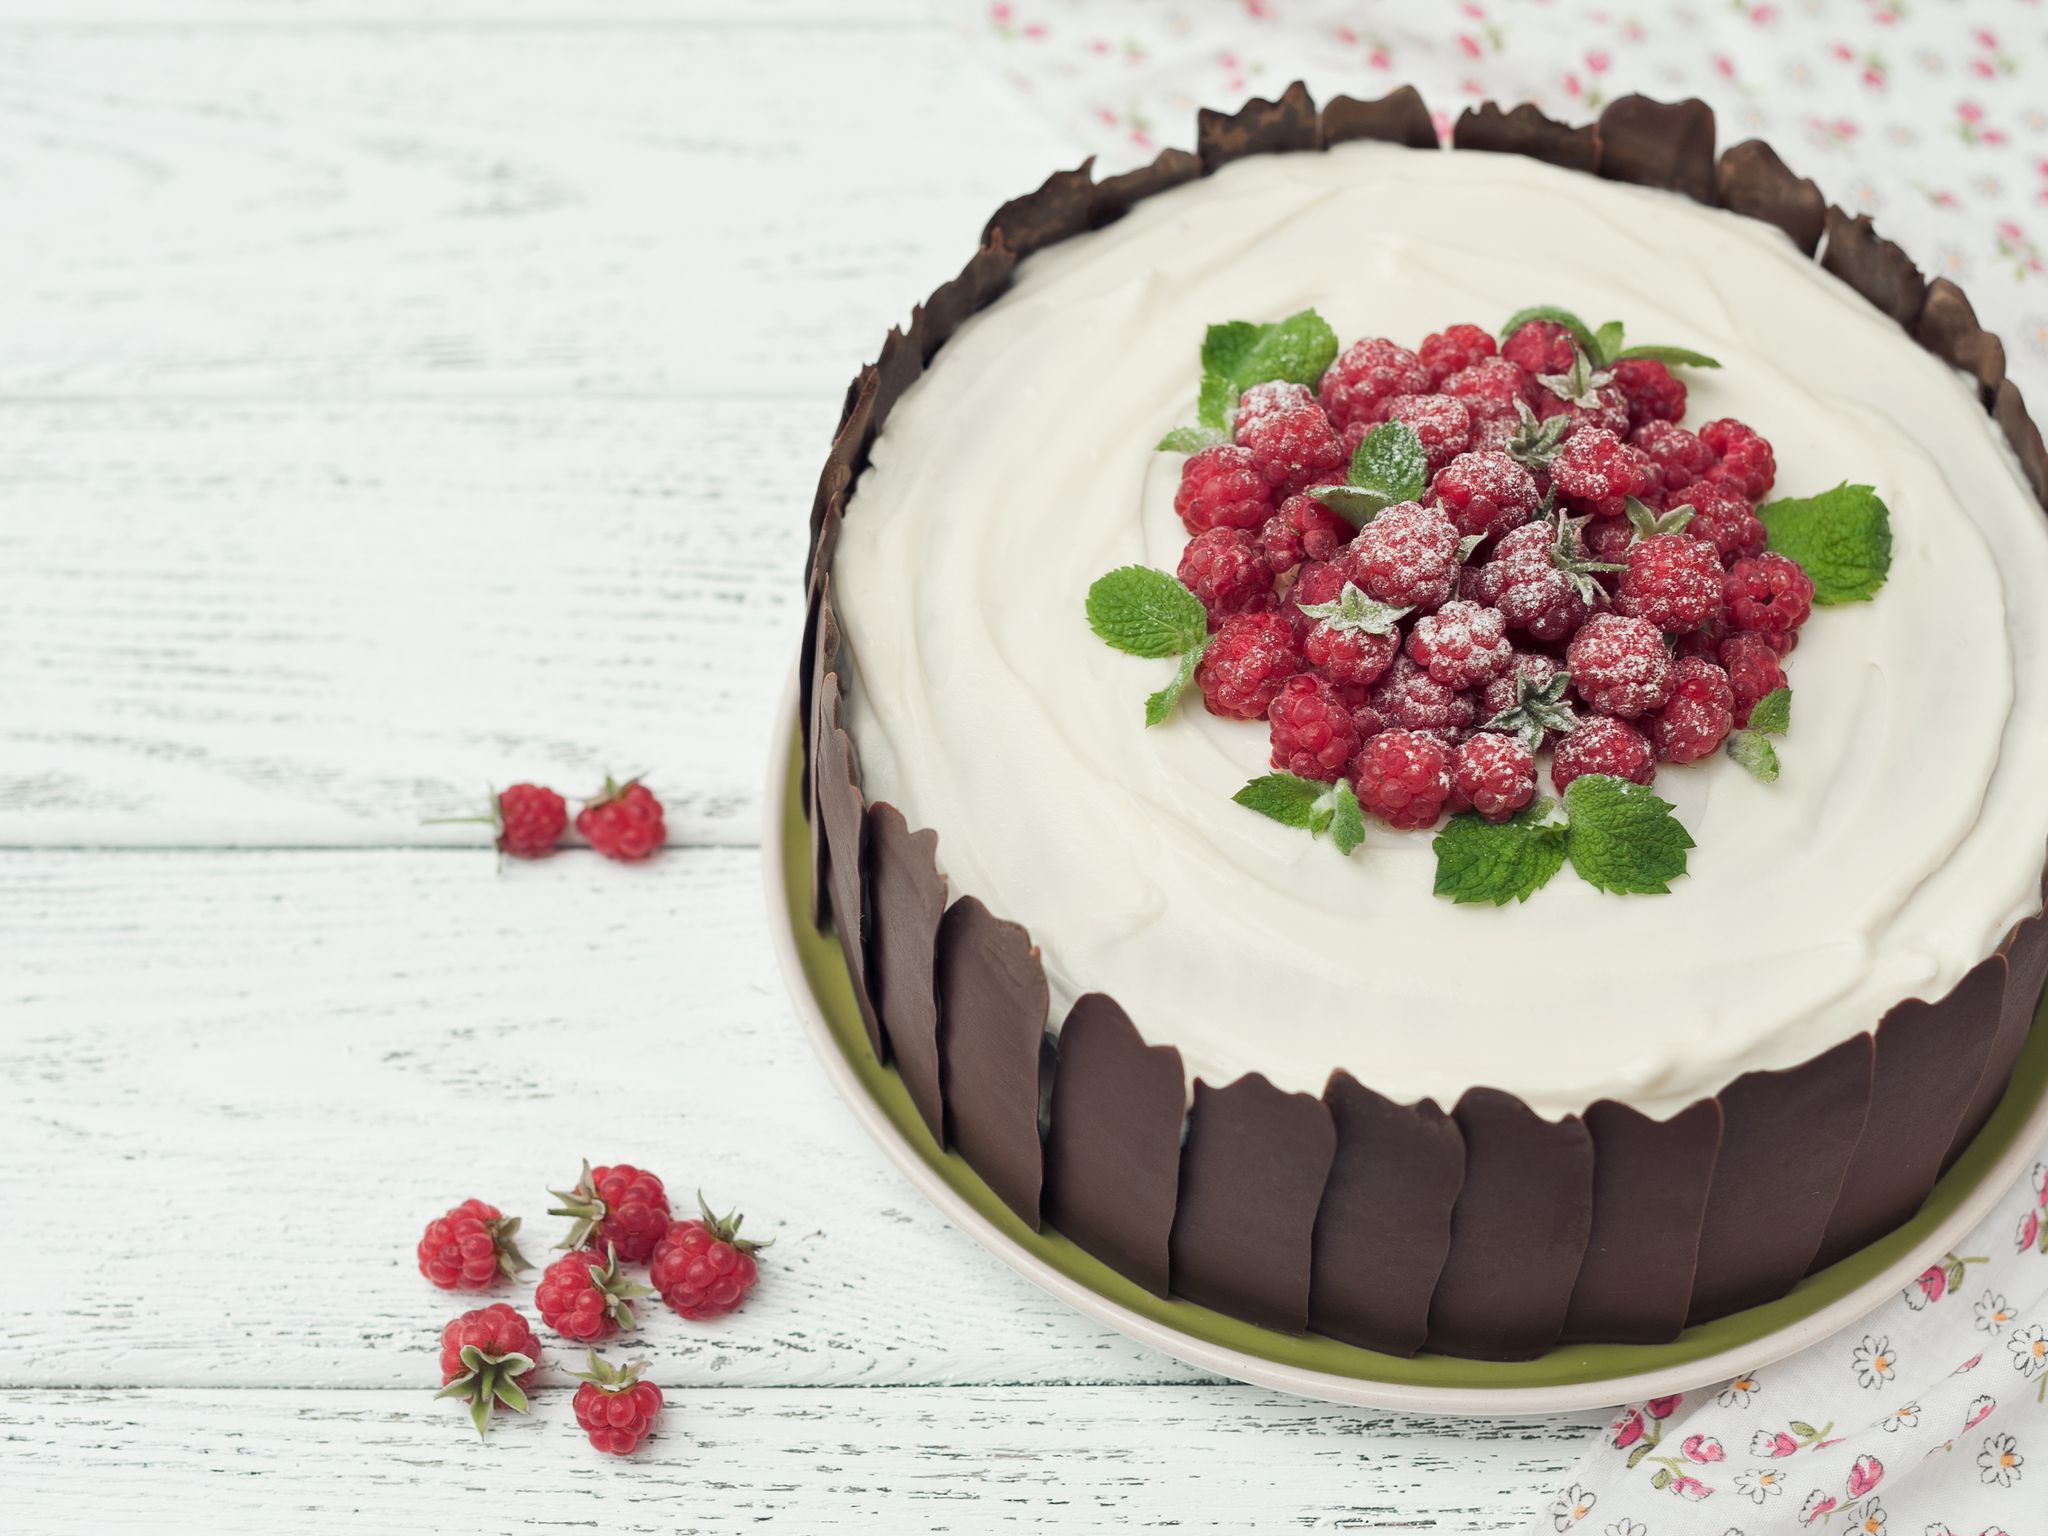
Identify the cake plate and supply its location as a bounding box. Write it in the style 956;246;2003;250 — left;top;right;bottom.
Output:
765;682;2048;1414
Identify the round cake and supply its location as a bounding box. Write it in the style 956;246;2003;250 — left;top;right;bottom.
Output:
800;86;2048;1361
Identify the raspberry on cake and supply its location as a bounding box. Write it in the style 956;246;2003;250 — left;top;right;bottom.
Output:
1618;533;1724;633
1260;493;1352;575
1176;443;1275;534
1368;654;1479;740
1235;381;1348;496
1608;356;1687;428
1196;610;1301;719
1407;600;1514;689
1501;317;1577;377
1719;631;1789;726
1428;450;1541;543
1651;656;1738;764
1682;480;1768;562
1550;715;1657;791
1179;526;1276;623
1449;733;1538;821
1319;335;1429;434
1440;356;1534;423
1550;426;1656;519
1467;517;1599;643
1567;613;1677;719
1268;673;1363;782
1723;551;1815;637
1630;420;1714;502
1348;500;1463;609
1372;393;1474;474
1700;417;1778;500
1353;728;1454;829
1418;323;1498;387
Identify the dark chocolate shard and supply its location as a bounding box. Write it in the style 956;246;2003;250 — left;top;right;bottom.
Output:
873;324;923;432
1815;958;2006;1270
1043;994;1186;1295
1321;86;1438;151
1716;139;1826;256
1426;1088;1594;1360
1169;1073;1335;1332
1994;379;2048;510
984;162;1096;261
1197;80;1319;173
1308;1072;1464;1356
1948;902;2048;1167
935;897;1049;1227
1564;1099;1722;1344
804;579;840;927
864;804;947;1094
913;232;1016;366
814;673;877;1048
1089;147;1203;229
1687;1036;1874;1326
812;366;878;557
1915;278;2006;406
1453;101;1597;172
1821;206;1928;330
1597;95;1716;204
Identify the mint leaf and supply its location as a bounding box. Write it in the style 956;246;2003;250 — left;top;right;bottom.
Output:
1499;304;1598;357
1432;801;1568;906
1194;310;1338;431
1086;566;1208;658
1296;580;1410;637
1314;420;1426;526
1562;775;1694;895
1156;424;1226;454
1144;640;1208;727
1590;318;1626;368
1747;686;1792;736
1327;781;1366;856
1614;343;1722;369
1726;730;1781;783
1758;484;1891;605
1233;773;1366;857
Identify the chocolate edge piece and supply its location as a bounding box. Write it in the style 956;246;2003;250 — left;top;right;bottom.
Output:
1563;1099;1722;1345
1715;139;1826;256
811;368;877;559
1597;94;1716;204
1814;957;2007;1270
872;324;923;430
935;897;1049;1227
1947;902;2048;1167
1425;1088;1593;1360
1915;277;2006;406
1089;147;1203;229
815;674;877;1049
1686;1035;1874;1326
983;161;1097;261
914;232;1016;366
1993;379;2048;510
1320;86;1437;150
864;803;947;1092
1820;205;1928;331
1308;1071;1464;1356
1169;1073;1335;1332
1452;101;1598;172
1197;80;1320;173
1042;994;1185;1295
804;581;840;928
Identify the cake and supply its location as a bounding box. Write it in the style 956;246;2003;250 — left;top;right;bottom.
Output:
800;86;2048;1362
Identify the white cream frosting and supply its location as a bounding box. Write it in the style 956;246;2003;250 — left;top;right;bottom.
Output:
831;141;2048;1120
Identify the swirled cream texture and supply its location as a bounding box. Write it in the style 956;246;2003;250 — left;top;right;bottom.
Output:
832;142;2048;1120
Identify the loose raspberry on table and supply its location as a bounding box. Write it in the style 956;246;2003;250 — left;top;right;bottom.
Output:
1234;381;1348;496
1419;322;1498;387
1178;526;1275;623
1608;357;1687;429
1618;534;1724;633
1467;519;1593;644
1722;551;1814;637
437;1302;542;1438
496;784;567;859
1407;600;1513;689
1700;418;1777;501
548;1160;673;1264
1268;673;1363;782
1551;716;1657;792
1259;492;1351;575
1319;336;1430;434
1373;392;1474;474
1174;443;1274;534
419;1199;530;1291
1441;357;1534;423
1450;733;1538;822
1368;655;1479;740
1428;450;1541;543
1550;427;1656;519
535;1244;651;1344
1348;500;1463;609
1679;480;1767;562
1567;612;1676;719
1501;318;1577;377
577;778;667;862
1197;610;1301;719
1649;656;1736;764
650;1194;767;1320
1630;420;1714;503
1352;728;1455;830
569;1353;664;1457
1719;631;1789;726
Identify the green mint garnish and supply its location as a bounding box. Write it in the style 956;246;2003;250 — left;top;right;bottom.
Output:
1155;425;1227;454
1613;343;1723;369
1498;304;1602;359
1624;495;1696;542
1085;565;1212;727
1296;580;1411;637
1757;483;1892;606
1191;309;1339;432
1234;773;1367;856
1432;799;1569;905
1561;774;1695;895
1479;670;1579;754
1499;305;1721;370
1726;686;1792;783
1309;419;1426;526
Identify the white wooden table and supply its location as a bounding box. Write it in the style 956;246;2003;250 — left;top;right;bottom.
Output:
0;3;1602;1525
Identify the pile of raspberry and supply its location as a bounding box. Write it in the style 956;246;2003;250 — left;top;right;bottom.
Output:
1174;318;1809;831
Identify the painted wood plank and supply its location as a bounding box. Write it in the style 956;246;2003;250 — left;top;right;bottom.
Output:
0;3;932;23
0;1387;1595;1531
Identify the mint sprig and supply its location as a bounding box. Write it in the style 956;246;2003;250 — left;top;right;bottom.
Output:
1185;309;1339;433
1757;484;1892;605
1430;774;1693;903
1499;305;1721;370
1308;419;1427;526
1234;773;1367;856
1155;424;1227;453
1727;686;1792;783
1432;799;1569;906
1085;566;1212;726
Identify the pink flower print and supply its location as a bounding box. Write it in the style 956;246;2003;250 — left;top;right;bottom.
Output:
1457;34;1481;59
2020;1209;2042;1253
1956;1353;1984;1374
1714;54;1736;79
1681;1434;1726;1463
1847;1453;1884;1497
1645;1394;1682;1420
1965;1393;1998;1430
1586;50;1609;75
1800;1490;1840;1525
1668;1474;1712;1501
1907;1264;1948;1308
1612;1409;1647;1449
1752;1429;1800;1457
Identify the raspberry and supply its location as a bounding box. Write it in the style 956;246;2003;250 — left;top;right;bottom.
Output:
1353;728;1455;829
1723;551;1814;637
548;1160;673;1264
1234;381;1347;495
1196;610;1301;719
1259;492;1351;575
1178;526;1275;624
1617;534;1724;633
419;1199;530;1291
576;778;667;862
1719;631;1789;726
1419;323;1498;387
1449;733;1538;821
1368;655;1479;740
1608;357;1687;429
535;1244;651;1344
1407;600;1513;688
1375;392;1474;474
1679;480;1768;562
1350;701;1388;741
1349;500;1462;608
1700;418;1777;501
1441;357;1534;422
1583;514;1636;566
1535;380;1630;440
1268;673;1363;782
497;785;567;858
1630;421;1714;503
438;1302;542;1438
568;1352;665;1456
1550;427;1655;519
650;1194;767;1320
1175;444;1274;534
1428;450;1541;543
1319;336;1429;434
1649;656;1736;764
1551;717;1657;792
1304;614;1401;690
1501;319;1577;377
1566;613;1676;719
1468;519;1592;644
